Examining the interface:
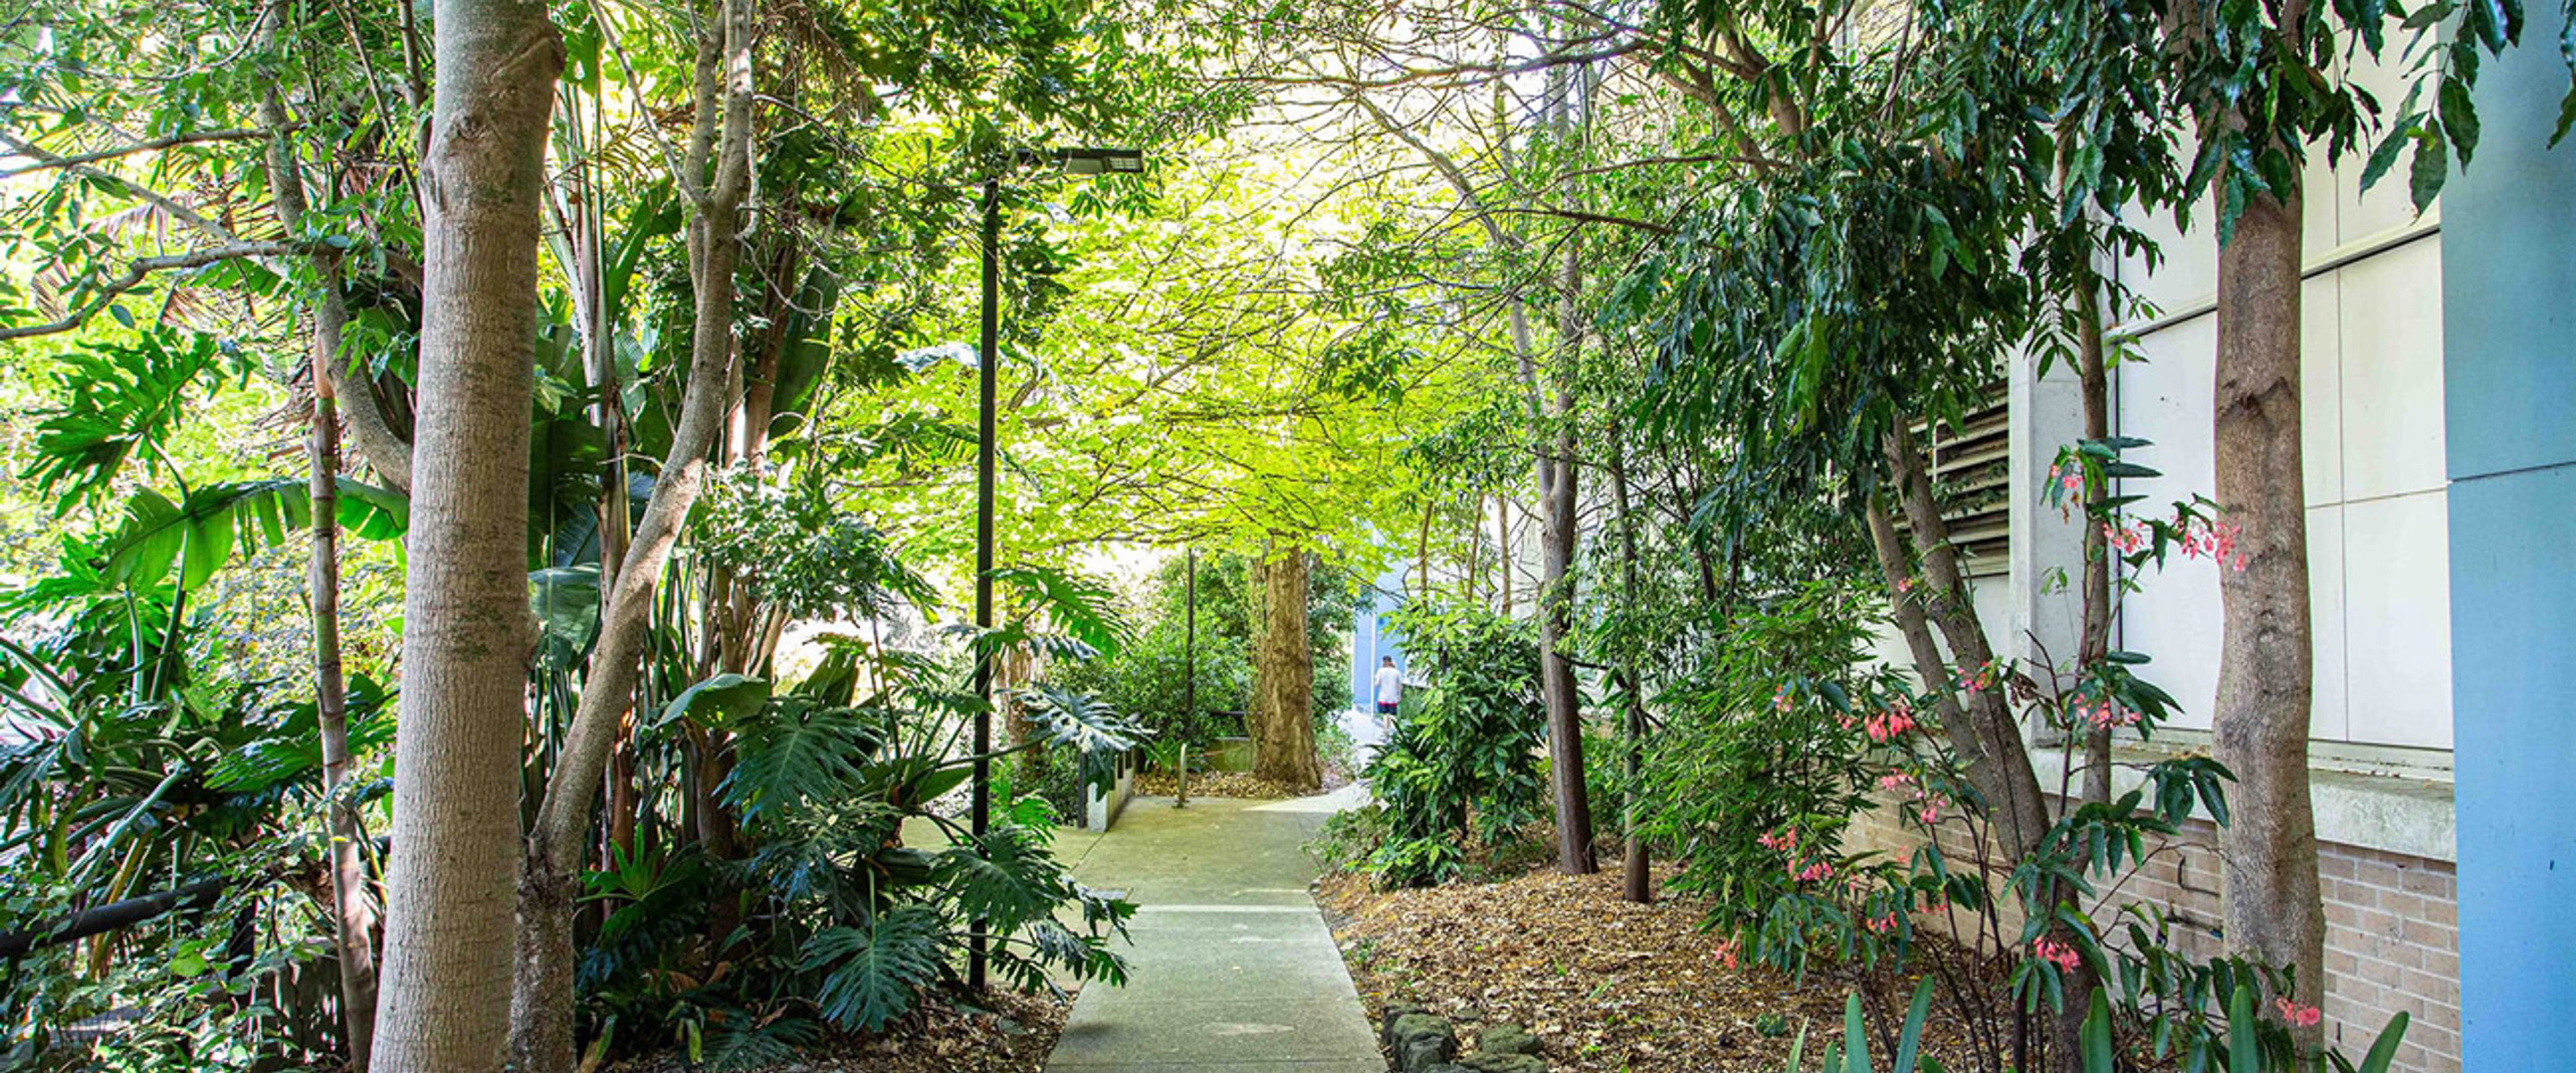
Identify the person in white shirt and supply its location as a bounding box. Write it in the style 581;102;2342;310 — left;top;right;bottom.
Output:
1371;656;1403;722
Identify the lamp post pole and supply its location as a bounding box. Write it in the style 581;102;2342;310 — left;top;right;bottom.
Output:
969;174;1001;993
1179;545;1197;808
964;147;1140;993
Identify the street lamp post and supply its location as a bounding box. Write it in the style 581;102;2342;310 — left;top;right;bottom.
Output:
968;146;1141;993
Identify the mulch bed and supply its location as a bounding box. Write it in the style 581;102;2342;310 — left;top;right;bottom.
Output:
604;987;1070;1073
1131;771;1307;799
1318;866;1973;1073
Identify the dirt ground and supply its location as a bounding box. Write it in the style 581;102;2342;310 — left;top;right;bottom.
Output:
1318;866;1978;1072
603;987;1070;1073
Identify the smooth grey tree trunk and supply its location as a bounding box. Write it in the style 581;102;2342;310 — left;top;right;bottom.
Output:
371;0;560;1068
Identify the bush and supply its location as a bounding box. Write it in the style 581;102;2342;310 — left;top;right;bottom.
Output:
1638;579;1909;956
1356;599;1546;886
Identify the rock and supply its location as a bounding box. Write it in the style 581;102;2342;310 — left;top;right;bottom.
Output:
1459;1054;1548;1073
1477;1024;1541;1056
1385;1012;1459;1071
1402;1036;1462;1071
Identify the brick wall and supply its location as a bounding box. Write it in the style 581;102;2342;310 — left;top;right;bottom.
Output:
1848;802;2460;1073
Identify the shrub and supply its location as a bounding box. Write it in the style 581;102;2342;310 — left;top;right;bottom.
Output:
1357;599;1546;886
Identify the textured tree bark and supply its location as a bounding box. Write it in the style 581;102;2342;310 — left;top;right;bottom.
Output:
513;2;751;1068
1250;547;1321;790
371;0;559;1068
259;72;379;1070
2211;182;2326;1037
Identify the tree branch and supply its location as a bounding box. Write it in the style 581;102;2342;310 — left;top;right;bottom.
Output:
0;241;301;342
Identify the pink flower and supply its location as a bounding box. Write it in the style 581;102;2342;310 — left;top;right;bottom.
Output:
1758;828;1799;853
2078;700;2140;730
1712;939;1741;969
1953;663;1996;697
2274;996;2323;1028
1917;799;1945;824
1773;685;1794;714
2031;937;2080;972
2052;462;2083;499
1864;699;1918;742
1792;859;1835;883
1877;772;1916;793
1866;910;1901;934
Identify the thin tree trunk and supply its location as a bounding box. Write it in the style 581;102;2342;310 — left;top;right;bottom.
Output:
1495;496;1513;616
2211;181;2326;1038
1875;434;2093;1065
309;313;380;1071
1608;423;1649;902
2073;262;2115;807
1416;497;1435;597
1250;546;1321;790
260;69;378;1070
1884;427;2049;858
513;2;751;1068
372;0;561;1068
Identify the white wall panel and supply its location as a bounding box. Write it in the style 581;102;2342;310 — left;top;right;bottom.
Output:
2304;274;2344;505
2339;239;2447;501
2308;504;2351;741
2343;490;2453;748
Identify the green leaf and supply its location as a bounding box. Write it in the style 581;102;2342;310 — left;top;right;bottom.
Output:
2439;78;2481;164
2227;982;2258;1072
529;565;600;672
1843;993;1868;1073
2358;1011;2411;1073
804;907;943;1033
2410;132;2451;214
2081;986;2115;1072
656;673;772;732
1893;977;1935;1073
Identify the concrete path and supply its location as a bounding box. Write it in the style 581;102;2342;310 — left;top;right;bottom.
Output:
1043;785;1384;1073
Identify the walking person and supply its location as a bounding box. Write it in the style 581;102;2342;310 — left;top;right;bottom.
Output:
1371;655;1403;730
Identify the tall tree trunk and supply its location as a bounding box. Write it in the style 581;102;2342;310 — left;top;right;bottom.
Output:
2211;182;2326;1037
309;312;380;1071
1538;261;1592;877
513;2;751;1068
1607;423;1649;903
260;71;379;1070
2073;263;2115;807
1494;496;1513;616
1250;546;1321;790
371;0;561;1068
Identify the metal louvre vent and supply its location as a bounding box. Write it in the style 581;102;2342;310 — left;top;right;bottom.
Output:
1920;385;2011;577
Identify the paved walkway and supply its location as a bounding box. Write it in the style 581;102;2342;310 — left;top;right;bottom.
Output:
1043;785;1384;1073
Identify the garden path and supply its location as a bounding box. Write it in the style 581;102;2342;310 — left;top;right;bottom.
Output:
1042;785;1384;1073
